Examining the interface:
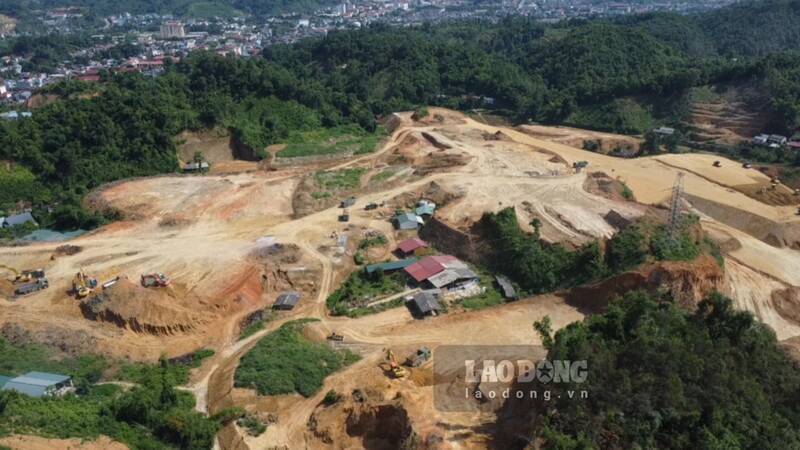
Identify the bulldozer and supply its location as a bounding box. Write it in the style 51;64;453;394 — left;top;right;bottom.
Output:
380;349;408;379
141;273;170;288
72;269;98;298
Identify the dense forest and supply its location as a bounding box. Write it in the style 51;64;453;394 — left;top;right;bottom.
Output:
524;291;800;449
3;0;800;231
479;208;713;295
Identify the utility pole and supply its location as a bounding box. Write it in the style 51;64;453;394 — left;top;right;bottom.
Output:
668;172;685;235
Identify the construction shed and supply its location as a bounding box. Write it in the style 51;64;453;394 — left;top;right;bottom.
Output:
1;372;73;398
408;291;441;317
2;212;36;228
182;161;209;172
397;238;428;256
366;258;418;274
415;200;436;217
273;291;301;310
495;275;517;300
393;212;423;230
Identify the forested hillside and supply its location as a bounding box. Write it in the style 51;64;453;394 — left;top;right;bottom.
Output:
524;291;800;449
3;0;800;231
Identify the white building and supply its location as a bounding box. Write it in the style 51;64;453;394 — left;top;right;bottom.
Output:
160;21;185;39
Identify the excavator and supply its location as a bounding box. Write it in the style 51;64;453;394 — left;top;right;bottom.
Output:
13;269;45;284
380;349;408;379
72;269;98;298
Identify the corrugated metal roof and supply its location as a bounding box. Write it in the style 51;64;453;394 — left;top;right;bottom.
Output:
410;291;441;314
496;275;516;298
1;372;71;398
397;238;427;254
2;381;48;397
427;270;460;288
274;292;301;307
5;212;35;227
405;255;459;282
13;372;71;386
427;268;479;288
393;213;421;230
366;258;418;274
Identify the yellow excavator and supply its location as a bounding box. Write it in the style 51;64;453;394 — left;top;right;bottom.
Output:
72;269;97;298
381;349;408;379
13;268;45;284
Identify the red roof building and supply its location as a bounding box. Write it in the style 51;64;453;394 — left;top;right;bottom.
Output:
404;255;461;283
397;238;428;255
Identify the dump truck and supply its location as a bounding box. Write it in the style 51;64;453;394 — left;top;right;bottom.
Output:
338;209;350;222
407;347;432;367
141;273;170;288
72;270;98;298
14;269;45;284
15;278;49;296
340;197;356;208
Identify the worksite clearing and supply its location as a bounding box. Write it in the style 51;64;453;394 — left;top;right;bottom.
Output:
4;108;800;450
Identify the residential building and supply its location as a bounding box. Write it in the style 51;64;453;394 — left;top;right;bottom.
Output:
160;21;185;39
397;238;428;256
393;212;423;230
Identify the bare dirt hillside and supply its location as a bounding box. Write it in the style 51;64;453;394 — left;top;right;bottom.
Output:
0;435;128;450
4;107;800;450
684;84;772;145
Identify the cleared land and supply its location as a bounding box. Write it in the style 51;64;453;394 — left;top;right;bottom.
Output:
4;108;800;450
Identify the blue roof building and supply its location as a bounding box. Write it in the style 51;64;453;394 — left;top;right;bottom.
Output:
415;200;436;217
393;212;423;230
2;212;36;228
1;371;73;398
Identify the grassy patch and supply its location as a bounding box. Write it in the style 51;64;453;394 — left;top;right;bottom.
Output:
235;320;359;397
621;181;634;200
314;168;366;191
326;270;407;317
279;125;386;158
239;321;265;340
371;168;397;183
460;286;504;311
311;191;332;200
0;337;107;384
358;234;387;250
